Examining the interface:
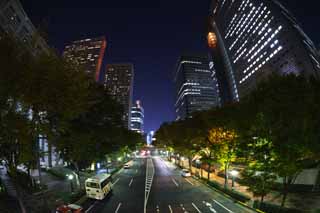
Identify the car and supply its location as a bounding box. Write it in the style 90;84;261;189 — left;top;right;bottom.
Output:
56;204;83;213
123;164;130;169
181;169;191;177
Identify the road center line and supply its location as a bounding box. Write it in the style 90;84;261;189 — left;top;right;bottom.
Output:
172;178;179;187
168;205;173;213
112;178;120;186
129;178;133;187
185;178;194;185
191;203;202;213
212;199;233;213
115;202;122;213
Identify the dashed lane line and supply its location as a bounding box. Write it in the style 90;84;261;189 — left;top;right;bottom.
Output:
185;178;194;186
192;203;202;213
172;178;179;187
212;199;233;213
115;202;122;213
85;201;98;213
129;178;133;187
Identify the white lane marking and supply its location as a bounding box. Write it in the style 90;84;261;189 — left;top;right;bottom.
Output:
85;201;98;213
129;178;133;187
112;178;120;186
212;199;233;213
172;178;179;187
192;203;202;213
203;201;216;213
185;178;194;186
115;202;122;213
168;205;173;213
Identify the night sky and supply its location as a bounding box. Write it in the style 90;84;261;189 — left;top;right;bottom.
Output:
20;0;320;133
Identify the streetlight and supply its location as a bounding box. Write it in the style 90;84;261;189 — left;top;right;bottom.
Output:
229;170;239;189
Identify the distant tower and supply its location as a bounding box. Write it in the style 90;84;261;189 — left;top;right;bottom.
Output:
174;53;220;120
130;100;144;134
210;0;320;100
63;36;107;82
104;64;134;129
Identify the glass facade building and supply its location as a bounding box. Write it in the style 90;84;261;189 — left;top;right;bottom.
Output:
104;64;134;129
0;0;49;54
174;54;220;120
130;100;144;134
210;0;320;100
63;36;107;82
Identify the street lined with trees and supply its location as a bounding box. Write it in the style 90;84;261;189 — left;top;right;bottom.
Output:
155;74;320;211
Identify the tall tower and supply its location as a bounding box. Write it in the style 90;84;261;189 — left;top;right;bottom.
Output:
104;64;134;129
63;36;107;82
130;100;144;134
210;0;320;100
0;0;49;55
174;53;220;120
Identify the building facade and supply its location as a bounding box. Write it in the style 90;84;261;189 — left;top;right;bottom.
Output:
130;100;144;134
63;36;107;82
174;54;220;120
0;0;49;54
104;64;134;129
210;0;320;100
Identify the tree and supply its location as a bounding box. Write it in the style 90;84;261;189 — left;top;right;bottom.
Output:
244;74;317;207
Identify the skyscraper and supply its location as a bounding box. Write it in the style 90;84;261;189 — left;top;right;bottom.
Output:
174;53;220;120
0;0;49;55
130;100;144;134
63;36;107;82
104;64;134;129
210;0;320;100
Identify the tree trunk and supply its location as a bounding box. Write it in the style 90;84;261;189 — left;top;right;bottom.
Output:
207;164;211;181
188;157;192;171
260;195;264;204
48;139;52;168
224;163;229;188
281;177;288;207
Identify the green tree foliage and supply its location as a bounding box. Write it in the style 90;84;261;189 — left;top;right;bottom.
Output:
155;74;320;207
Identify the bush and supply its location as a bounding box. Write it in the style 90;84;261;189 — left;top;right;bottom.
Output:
46;168;66;180
207;180;251;203
253;201;303;213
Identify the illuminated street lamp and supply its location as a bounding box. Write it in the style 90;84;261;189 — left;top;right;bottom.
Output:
229;170;239;189
67;174;74;192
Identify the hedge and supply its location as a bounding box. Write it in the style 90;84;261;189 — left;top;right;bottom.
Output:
206;179;251;203
253;201;304;213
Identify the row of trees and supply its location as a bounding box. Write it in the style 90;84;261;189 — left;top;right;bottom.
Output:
155;74;320;207
0;36;143;187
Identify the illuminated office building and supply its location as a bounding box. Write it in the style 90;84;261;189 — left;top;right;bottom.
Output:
210;0;320;100
174;54;220;120
104;64;134;129
130;100;144;134
63;36;106;82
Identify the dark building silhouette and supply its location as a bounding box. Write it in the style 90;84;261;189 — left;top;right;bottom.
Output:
104;64;134;129
209;0;320;100
63;36;106;82
0;0;49;54
174;53;220;120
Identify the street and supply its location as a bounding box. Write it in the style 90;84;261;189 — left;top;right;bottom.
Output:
84;155;256;213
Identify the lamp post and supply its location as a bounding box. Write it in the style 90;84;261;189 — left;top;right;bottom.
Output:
229;170;239;189
67;174;74;193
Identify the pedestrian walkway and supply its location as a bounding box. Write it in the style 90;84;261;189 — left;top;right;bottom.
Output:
0;167;18;197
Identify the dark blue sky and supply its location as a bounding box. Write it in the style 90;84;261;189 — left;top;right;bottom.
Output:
21;0;320;133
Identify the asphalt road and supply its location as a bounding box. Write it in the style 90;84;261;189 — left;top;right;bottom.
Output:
85;156;256;213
